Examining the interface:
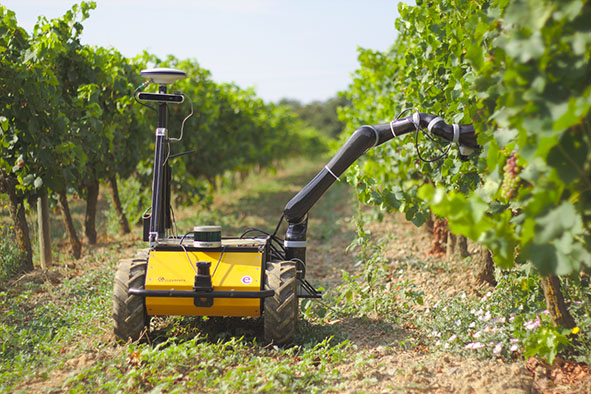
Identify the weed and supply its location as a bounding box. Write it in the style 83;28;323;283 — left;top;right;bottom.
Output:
63;336;352;393
0;258;114;390
414;270;591;365
304;206;423;326
315;205;591;367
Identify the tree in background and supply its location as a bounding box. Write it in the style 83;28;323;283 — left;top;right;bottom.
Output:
279;96;351;138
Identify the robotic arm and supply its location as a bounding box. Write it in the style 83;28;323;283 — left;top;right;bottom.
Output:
282;112;479;265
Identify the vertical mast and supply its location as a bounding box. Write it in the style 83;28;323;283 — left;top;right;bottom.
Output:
148;84;168;246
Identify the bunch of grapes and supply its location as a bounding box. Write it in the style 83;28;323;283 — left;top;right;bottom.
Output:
501;153;520;200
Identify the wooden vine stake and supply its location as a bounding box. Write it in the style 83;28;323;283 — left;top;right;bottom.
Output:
37;188;52;269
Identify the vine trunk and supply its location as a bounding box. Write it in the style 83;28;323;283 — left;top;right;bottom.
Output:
0;171;33;272
84;179;99;244
108;175;130;234
58;190;81;259
541;275;576;329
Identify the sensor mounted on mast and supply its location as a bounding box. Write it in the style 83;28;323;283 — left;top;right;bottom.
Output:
140;67;187;85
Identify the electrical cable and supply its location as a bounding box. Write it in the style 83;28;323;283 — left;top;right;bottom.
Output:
163;141;171;167
134;81;157;113
270;214;287;260
170;204;178;238
163;93;193;166
177;231;225;285
415;129;452;163
169;93;193;143
393;108;452;163
211;247;226;278
178;231;198;275
179;231;191;245
241;227;285;249
241;227;271;238
240;218;287;261
290;257;306;275
272;214;284;238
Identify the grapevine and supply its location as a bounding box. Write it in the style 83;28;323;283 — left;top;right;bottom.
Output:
340;0;591;362
342;0;591;276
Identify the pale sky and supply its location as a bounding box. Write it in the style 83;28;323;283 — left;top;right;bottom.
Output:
3;0;405;103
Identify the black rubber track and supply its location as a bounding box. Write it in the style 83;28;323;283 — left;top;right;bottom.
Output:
264;261;298;345
112;249;149;342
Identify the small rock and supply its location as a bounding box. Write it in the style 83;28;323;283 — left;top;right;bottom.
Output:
77;354;88;368
534;365;547;379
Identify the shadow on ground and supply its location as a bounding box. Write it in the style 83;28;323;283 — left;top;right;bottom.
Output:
146;313;412;353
